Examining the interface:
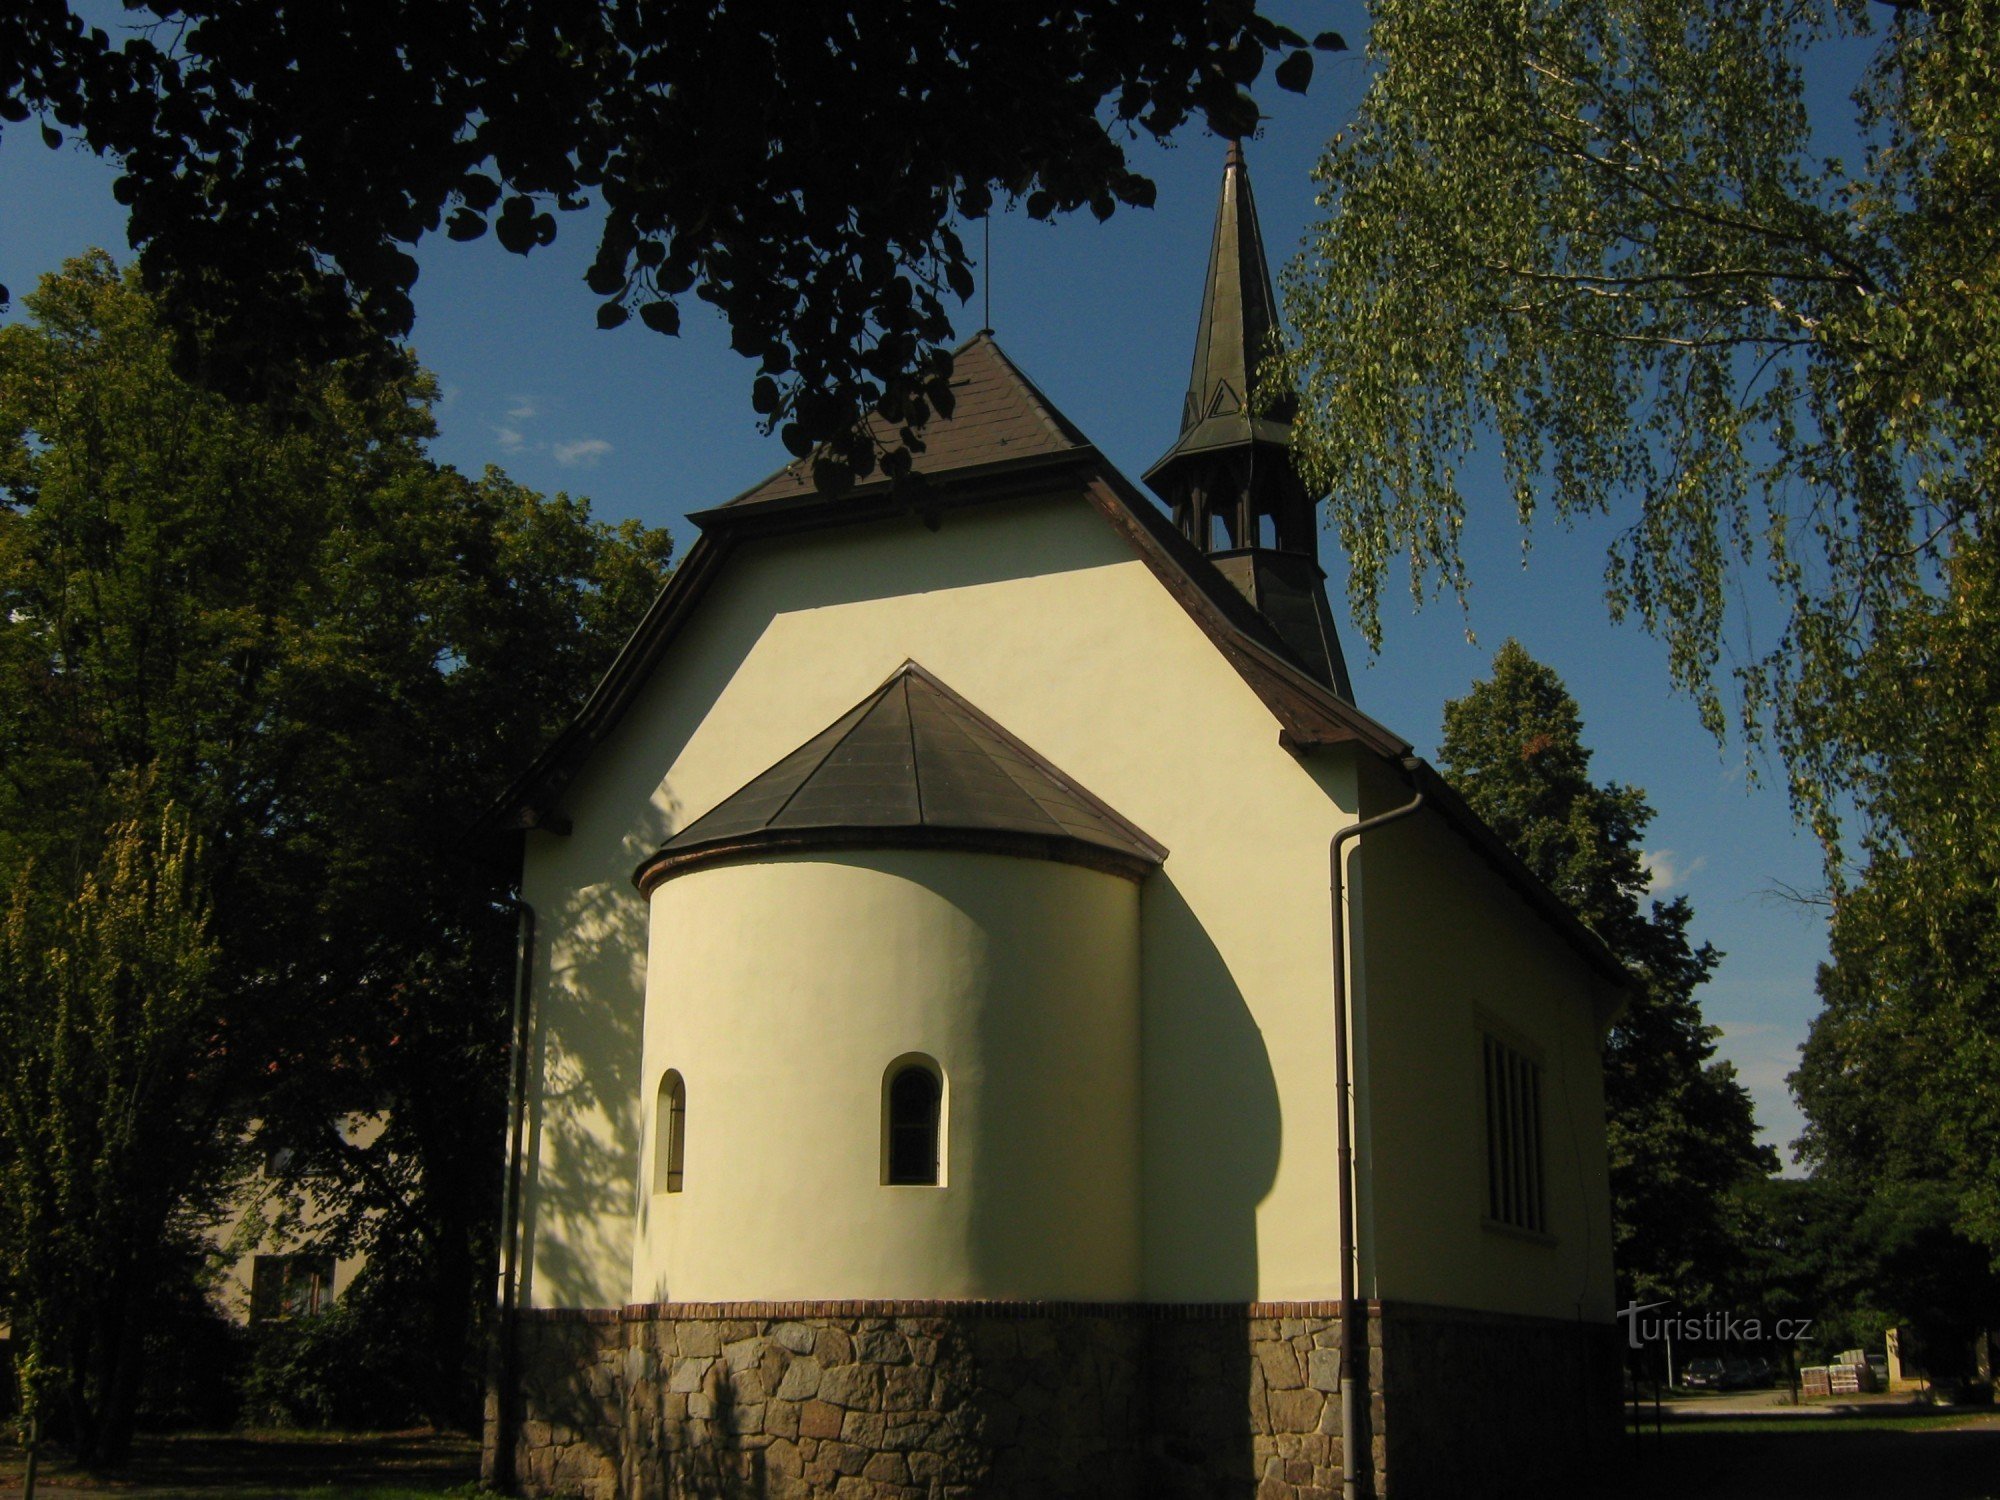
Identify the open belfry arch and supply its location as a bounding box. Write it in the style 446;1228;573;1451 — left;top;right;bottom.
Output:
482;143;1628;1500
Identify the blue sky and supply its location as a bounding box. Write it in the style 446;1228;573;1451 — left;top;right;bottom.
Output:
0;28;1836;1159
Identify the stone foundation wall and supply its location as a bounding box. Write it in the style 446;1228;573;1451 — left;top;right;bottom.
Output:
1374;1302;1621;1499
486;1300;1612;1500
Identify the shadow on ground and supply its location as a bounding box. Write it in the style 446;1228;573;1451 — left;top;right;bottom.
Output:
0;1430;478;1497
1581;1413;2000;1500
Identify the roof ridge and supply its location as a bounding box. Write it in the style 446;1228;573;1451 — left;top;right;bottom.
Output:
960;332;1092;452
765;682;888;830
719;335;1092;511
893;660;1165;857
900;673;926;826
904;670;1070;839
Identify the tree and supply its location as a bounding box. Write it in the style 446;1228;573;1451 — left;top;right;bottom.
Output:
1787;527;2000;1258
2;3;1342;482
0;254;675;1449
1279;0;1993;855
0;780;226;1464
1438;641;1774;1304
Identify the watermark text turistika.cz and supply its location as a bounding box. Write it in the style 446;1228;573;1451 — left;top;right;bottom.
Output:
1618;1300;1814;1350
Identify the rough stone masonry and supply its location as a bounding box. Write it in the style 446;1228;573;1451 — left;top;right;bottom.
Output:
488;1300;1616;1499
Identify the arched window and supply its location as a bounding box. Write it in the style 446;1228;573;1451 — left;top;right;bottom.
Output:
883;1058;943;1186
654;1070;685;1194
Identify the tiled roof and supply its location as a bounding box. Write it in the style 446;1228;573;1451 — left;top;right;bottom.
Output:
637;661;1166;885
722;334;1091;509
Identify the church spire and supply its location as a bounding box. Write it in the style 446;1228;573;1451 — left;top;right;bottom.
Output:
1145;141;1353;700
1174;138;1294;448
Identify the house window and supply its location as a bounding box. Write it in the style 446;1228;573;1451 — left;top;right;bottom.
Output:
883;1057;943;1186
1482;1033;1547;1234
249;1254;334;1323
654;1070;686;1194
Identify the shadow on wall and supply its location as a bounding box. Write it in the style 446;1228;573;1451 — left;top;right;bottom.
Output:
1138;873;1280;1298
518;873;648;1310
1139;873;1281;1495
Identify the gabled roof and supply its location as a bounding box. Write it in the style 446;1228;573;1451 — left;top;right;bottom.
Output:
487;333;1405;843
482;334;1635;995
633;662;1167;890
724;335;1090;510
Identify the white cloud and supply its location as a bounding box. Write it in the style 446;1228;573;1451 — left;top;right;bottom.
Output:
1641;848;1707;895
506;396;538;421
493;425;525;453
553;437;612;467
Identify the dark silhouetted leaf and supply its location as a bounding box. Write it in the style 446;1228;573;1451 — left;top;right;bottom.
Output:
1275;50;1313;93
459;173;502;211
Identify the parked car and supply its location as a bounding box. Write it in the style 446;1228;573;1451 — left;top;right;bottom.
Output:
1721;1358;1757;1390
1744;1356;1775;1387
1683;1357;1725;1390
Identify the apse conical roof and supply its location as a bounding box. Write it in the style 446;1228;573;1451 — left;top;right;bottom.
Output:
634;662;1166;889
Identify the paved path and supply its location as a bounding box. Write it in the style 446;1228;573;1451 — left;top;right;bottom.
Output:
1652;1388;1962;1418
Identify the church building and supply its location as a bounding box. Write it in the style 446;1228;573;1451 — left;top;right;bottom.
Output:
483;144;1625;1500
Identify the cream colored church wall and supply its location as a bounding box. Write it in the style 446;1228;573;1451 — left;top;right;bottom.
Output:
1347;756;1618;1324
516;491;1362;1308
631;849;1141;1302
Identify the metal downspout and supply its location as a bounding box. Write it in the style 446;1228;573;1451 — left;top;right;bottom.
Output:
490;896;536;1494
1331;760;1425;1500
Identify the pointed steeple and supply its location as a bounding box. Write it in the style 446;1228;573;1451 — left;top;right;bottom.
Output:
1164;138;1296;455
1145;142;1353;700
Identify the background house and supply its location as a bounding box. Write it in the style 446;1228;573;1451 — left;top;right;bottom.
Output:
210;1115;382;1327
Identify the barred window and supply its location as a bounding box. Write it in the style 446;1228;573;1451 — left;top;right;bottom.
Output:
249;1254;334;1322
654;1070;686;1194
883;1058;943;1186
1482;1033;1547;1234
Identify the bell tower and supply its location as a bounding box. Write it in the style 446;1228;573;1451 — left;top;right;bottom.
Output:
1144;141;1353;700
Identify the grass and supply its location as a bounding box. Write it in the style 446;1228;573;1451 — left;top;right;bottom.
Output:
1591;1405;2000;1500
0;1428;483;1498
1654;1409;1992;1435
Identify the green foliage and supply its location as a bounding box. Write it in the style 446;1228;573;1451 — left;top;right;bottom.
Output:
1790;531;2000;1257
0;254;675;1450
239;1296;424;1432
1730;1174;2000;1374
1439;641;1774;1303
0;777;225;1460
0;4;1340;477
1281;0;1997;858
1285;0;2000;1291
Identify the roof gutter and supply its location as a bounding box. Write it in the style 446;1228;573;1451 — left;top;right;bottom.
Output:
1330;760;1425;1500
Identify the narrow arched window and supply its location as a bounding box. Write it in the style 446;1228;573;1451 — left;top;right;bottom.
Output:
884;1059;942;1186
654;1070;685;1194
